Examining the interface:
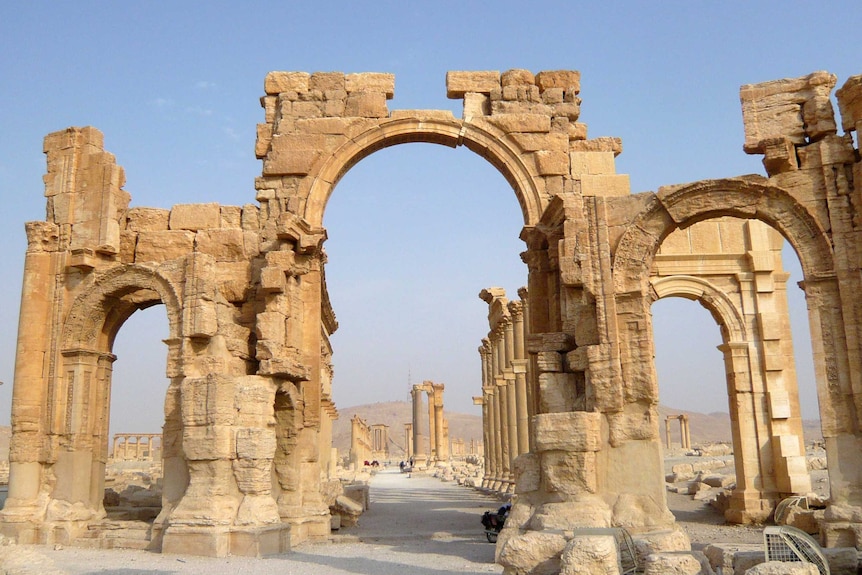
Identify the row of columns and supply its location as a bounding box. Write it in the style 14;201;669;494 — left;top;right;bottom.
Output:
409;381;449;466
111;434;162;461
475;287;532;493
664;415;691;450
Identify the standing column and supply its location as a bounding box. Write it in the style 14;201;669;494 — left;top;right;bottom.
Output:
433;383;448;462
496;376;510;491
510;300;530;456
490;386;503;490
411;385;426;465
425;384;437;462
517;286;536;453
682;416;691;450
404;423;413;459
665;418;673;449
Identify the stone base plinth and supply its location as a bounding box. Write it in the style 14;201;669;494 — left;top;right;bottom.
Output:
161;524;291;557
725;491;774;524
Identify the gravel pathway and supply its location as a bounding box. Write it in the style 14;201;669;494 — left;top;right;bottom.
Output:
35;469;505;575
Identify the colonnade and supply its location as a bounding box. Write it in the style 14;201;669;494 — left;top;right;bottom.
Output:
410;381;449;466
664;415;692;450
475;287;532;493
111;434;162;461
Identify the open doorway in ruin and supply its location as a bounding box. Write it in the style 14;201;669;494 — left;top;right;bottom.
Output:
101;305;171;547
321;141;526;471
650;216;824;527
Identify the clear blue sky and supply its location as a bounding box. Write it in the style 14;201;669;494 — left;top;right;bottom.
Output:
1;2;858;434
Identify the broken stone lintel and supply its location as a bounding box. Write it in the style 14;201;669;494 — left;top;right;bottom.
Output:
526;332;575;354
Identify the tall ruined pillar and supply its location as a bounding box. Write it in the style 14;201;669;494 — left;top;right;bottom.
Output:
411;385;427;465
432;383;448;462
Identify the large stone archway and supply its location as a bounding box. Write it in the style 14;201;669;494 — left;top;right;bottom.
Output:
4;69;862;572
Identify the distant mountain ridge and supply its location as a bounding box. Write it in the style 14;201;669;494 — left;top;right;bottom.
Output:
331;401;823;457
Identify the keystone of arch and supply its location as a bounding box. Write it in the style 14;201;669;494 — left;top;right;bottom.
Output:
301;114;545;229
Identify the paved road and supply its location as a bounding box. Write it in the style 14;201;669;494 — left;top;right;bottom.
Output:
37;468;505;574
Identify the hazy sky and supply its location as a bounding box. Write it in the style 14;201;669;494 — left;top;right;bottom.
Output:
1;2;858;435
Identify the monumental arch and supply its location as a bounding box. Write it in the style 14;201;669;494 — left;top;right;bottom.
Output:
3;68;862;573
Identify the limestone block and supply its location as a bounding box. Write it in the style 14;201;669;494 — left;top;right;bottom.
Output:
570;137;622;155
534;411;601;452
183;425;235;460
264;72;310;94
446;71;500;98
235;377;276;420
255;123;273;158
194;228;245;261
169;203;221;231
344;91;388;118
513;452;541;493
181;375;237;426
580;174;631;197
530;497;612;530
263;149;320;176
534;150;569;175
542;88;565;104
485;113;551;134
537;350;563;372
332;494;363;527
552;101;581;121
309;72;345;92
702;474;735;488
633;528;692;557
744;562;819;574
570;151;616;175
498;531;568;575
343;484;370;510
119;230;136;263
836;74;862;131
740;71;837;153
235;494;281;525
538;372;576;413
345;72;394;97
536;70;581;93
510;132;568;153
233;458;273;495
501;69;535;86
769;390;792;419
218;261;253;303
612;493;675;531
241;204;260;231
541;450;597;494
185;299;217;338
135;230;194;262
126;207;170;231
463;92;490;117
702;543;762;574
236;428;277;460
295;117;373;135
559;535;619;575
642;552;704;575
256;311;286;345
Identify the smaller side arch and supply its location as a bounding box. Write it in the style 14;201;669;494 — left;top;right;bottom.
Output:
62;264;183;352
651;275;747;343
613;178;835;296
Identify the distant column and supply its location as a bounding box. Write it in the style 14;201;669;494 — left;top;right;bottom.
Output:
411;385;426;464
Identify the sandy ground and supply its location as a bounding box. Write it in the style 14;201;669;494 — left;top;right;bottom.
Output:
14;464;817;574
36;469;505;575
